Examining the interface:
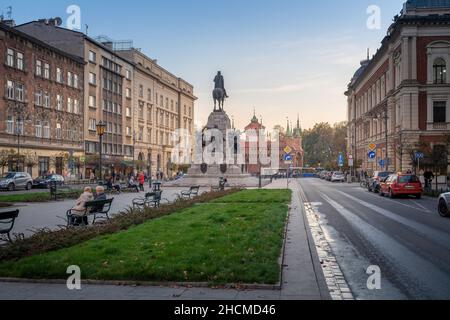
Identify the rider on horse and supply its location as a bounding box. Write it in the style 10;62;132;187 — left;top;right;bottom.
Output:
214;71;229;98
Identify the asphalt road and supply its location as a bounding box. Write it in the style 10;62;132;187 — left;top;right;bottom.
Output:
298;178;450;300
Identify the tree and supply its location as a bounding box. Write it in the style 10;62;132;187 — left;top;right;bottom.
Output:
0;150;15;175
302;122;348;169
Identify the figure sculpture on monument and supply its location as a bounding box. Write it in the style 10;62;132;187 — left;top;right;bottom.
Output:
213;71;229;112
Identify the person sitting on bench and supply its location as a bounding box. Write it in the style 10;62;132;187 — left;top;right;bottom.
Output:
70;187;94;226
128;175;140;192
106;178;121;193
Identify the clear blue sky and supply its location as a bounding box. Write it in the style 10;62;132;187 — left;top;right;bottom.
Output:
2;0;406;130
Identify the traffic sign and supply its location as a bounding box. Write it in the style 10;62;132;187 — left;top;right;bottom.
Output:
348;159;354;167
284;154;293;162
415;152;424;160
379;159;385;167
368;151;376;159
338;154;344;167
368;143;377;151
284;146;292;154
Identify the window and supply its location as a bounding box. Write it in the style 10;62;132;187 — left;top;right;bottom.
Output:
89;72;96;85
126;88;131;98
67;98;73;113
89;95;96;108
35;90;42;106
126;126;132;136
56;123;62;139
44;63;50;79
56;68;63;83
89;118;97;131
43;92;50;108
73;74;79;88
36;60;42;76
56;95;63;111
35;121;42;138
89;50;96;63
6;80;14;99
6;48;14;67
73;99;79;114
139;102;144;119
433;101;447;123
6;115;14;134
43;121;50;138
17;52;24;70
139;85;144;98
67;72;73;86
126;69;131;80
15;83;24;101
433;58;446;84
148;89;152;101
126;107;131;117
38;157;49;176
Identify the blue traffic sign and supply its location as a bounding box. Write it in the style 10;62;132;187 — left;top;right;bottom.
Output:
338;154;344;167
415;152;424;160
284;154;292;162
368;151;376;159
379;159;385;167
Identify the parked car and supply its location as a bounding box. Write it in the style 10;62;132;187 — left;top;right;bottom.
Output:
331;172;345;183
0;172;33;191
368;171;392;193
325;171;333;181
33;174;65;189
379;174;423;199
319;171;328;179
438;192;450;218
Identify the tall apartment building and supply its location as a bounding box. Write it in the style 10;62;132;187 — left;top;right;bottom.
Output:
17;20;196;179
346;0;450;177
0;22;84;179
16;20;135;178
115;48;196;179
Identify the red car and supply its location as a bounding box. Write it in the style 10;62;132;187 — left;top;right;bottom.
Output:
379;174;423;199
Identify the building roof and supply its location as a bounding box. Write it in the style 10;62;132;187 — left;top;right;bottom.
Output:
405;0;450;9
0;22;85;64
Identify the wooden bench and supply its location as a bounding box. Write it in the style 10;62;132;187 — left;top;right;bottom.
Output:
0;210;19;243
66;198;114;226
181;186;200;199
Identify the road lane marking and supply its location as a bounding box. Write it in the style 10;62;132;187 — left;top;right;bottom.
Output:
319;192;450;299
336;191;450;250
409;200;433;213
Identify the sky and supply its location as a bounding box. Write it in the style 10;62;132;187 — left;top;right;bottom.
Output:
2;0;406;130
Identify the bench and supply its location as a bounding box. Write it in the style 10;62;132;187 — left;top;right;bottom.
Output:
50;185;75;201
181;186;200;199
132;191;162;209
0;210;19;243
66;198;114;227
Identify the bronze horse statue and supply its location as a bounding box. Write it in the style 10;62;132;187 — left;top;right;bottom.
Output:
213;87;226;112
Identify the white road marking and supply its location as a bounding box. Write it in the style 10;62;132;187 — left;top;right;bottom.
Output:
319;192;450;299
336;191;450;250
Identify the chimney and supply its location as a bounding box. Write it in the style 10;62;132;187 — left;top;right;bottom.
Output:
1;19;16;27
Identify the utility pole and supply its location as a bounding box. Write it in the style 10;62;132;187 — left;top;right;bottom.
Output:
384;108;389;172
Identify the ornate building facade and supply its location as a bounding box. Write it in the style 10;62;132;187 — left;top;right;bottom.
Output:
243;112;303;175
0;22;85;178
346;0;450;177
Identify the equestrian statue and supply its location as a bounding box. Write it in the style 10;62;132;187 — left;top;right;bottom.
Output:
213;71;229;112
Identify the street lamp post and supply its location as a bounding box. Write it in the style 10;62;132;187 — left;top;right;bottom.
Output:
132;131;137;176
96;121;106;182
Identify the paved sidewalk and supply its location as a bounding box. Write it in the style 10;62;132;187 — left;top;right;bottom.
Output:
0;180;329;300
6;187;208;238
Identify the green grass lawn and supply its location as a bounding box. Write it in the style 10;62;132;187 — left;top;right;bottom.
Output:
0;190;82;203
0;189;291;285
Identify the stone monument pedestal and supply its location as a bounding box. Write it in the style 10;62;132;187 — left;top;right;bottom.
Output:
166;110;269;188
